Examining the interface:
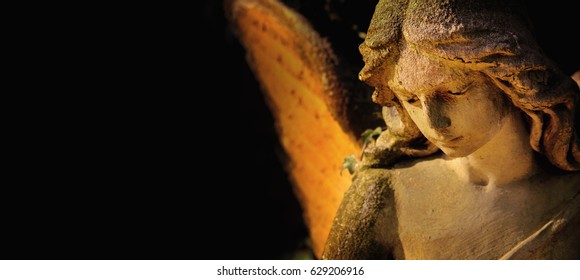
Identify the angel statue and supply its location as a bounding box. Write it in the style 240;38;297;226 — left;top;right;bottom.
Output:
226;0;580;259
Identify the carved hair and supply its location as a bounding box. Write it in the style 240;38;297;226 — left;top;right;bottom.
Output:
359;0;580;171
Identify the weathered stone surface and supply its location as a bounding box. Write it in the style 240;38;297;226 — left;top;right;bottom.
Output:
324;0;580;259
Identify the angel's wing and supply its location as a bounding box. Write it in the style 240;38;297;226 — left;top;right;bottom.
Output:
226;0;381;257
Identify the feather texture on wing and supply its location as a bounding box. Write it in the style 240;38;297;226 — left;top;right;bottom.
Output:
226;0;368;257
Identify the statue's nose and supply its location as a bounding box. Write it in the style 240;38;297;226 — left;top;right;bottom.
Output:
423;95;451;131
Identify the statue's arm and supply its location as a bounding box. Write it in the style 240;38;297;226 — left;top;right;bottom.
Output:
322;168;401;259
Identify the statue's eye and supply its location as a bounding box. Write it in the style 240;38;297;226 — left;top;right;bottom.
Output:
407;96;420;105
447;90;464;96
447;82;473;96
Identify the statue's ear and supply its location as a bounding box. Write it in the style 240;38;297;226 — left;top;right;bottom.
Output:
226;0;381;257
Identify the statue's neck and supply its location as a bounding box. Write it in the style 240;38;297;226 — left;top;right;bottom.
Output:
451;110;538;187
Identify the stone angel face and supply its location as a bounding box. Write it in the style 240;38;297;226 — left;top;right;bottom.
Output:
226;0;580;259
385;49;510;158
358;0;580;171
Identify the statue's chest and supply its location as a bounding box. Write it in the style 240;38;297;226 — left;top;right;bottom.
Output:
390;168;551;259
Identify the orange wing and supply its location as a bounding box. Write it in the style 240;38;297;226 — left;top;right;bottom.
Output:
226;0;363;257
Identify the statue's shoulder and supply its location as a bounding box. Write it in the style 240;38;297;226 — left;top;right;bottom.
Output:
388;152;453;185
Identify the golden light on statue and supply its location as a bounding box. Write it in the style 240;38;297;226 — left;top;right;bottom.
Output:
227;0;580;259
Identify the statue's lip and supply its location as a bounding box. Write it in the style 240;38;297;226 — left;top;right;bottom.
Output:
435;136;464;146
